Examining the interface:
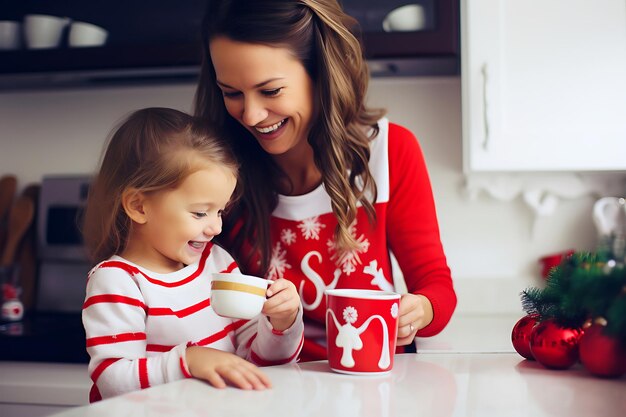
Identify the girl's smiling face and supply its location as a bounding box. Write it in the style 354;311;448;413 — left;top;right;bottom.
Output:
127;164;236;273
209;36;315;158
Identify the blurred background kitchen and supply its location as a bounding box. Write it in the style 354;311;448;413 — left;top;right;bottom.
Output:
2;0;626;314
1;1;625;415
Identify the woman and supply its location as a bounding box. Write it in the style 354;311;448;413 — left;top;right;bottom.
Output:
194;0;456;359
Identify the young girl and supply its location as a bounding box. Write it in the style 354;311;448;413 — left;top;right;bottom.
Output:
194;0;457;360
82;108;303;401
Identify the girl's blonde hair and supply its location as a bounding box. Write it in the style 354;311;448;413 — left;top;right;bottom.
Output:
194;0;386;274
83;107;239;264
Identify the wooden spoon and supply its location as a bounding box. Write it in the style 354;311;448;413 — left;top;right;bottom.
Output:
1;195;35;267
0;175;17;224
0;175;18;252
17;184;40;310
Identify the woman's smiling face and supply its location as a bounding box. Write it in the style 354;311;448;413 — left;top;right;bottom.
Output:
209;36;315;157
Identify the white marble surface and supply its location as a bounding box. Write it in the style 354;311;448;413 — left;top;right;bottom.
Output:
48;353;626;417
4;315;624;417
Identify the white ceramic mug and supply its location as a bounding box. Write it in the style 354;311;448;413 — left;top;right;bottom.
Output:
68;21;108;47
0;21;21;50
382;4;426;32
211;272;269;319
23;14;70;49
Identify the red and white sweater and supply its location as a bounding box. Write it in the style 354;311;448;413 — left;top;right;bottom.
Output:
82;243;304;401
244;119;456;355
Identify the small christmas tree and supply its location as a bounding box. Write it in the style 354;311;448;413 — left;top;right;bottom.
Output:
521;252;626;346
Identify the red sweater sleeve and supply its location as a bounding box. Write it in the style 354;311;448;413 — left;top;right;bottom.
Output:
386;123;456;337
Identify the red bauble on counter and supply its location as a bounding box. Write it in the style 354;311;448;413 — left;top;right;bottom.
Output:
529;319;583;370
579;323;626;378
511;314;539;360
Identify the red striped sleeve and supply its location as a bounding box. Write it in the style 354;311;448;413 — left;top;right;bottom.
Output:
86;332;146;347
146;344;174;352
89;385;102;403
250;334;304;366
245;334;257;349
89;358;121;403
90;358;121;383
83;294;147;310
147;320;247;352
96;261;140;275
222;261;238;273
180;357;192;378
195;320;248;346
148;298;211;317
138;358;150;389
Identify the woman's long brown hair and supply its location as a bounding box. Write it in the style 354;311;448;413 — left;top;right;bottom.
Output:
194;0;386;274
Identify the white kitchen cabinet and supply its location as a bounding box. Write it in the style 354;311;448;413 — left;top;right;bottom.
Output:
461;0;626;172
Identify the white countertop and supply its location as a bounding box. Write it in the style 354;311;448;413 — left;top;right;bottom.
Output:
4;314;624;417
48;353;626;417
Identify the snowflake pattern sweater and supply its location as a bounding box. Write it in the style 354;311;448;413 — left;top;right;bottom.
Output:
82;243;304;401
247;119;456;350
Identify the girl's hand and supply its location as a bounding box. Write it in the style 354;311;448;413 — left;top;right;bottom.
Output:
262;278;300;332
185;346;271;390
396;293;433;346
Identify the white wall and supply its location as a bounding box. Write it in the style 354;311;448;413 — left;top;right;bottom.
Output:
367;78;623;314
1;77;622;314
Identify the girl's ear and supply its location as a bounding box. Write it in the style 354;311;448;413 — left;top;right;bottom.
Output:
121;188;148;224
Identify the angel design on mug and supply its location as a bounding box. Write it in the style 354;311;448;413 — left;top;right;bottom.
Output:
326;304;397;369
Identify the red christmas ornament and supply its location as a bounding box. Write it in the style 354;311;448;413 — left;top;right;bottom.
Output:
529;319;583;370
579;323;626;378
511;314;539;360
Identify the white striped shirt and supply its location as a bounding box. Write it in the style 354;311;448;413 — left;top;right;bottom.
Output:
82;243;304;401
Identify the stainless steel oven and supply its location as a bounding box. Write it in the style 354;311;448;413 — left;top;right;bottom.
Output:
0;175;92;363
36;175;92;313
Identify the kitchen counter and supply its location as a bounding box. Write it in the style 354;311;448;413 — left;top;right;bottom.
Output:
48;353;625;417
0;361;90;417
4;314;624;417
0;362;89;405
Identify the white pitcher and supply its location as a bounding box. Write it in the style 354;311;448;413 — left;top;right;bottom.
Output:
593;197;626;262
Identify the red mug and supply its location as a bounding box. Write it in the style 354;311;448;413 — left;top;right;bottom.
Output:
538;249;575;279
325;289;401;374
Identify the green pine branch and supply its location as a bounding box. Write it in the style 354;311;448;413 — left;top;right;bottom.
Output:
520;252;626;342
